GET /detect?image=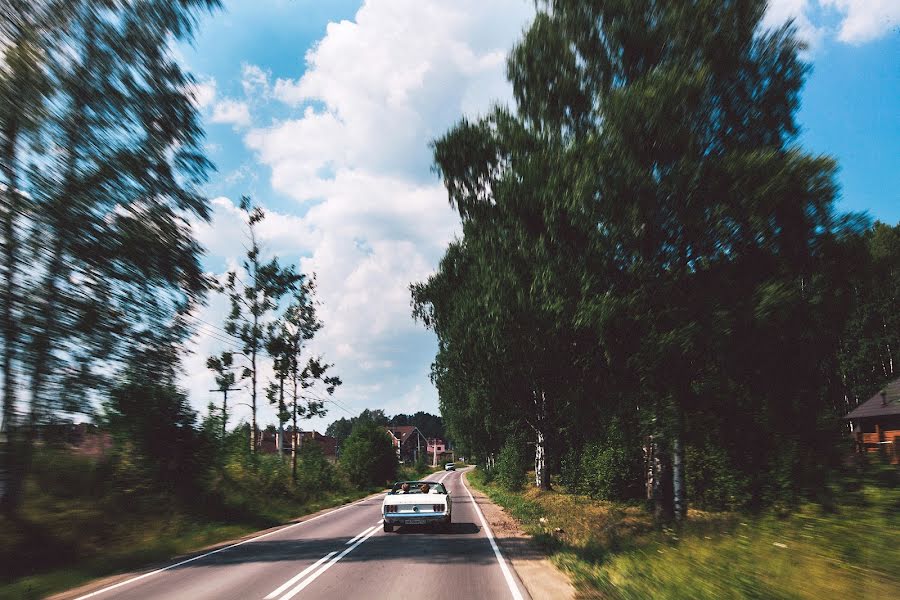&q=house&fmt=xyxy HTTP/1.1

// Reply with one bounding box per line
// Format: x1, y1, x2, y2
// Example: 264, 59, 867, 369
258, 428, 338, 462
845, 377, 900, 464
36, 422, 112, 459
384, 425, 428, 463
427, 437, 454, 465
